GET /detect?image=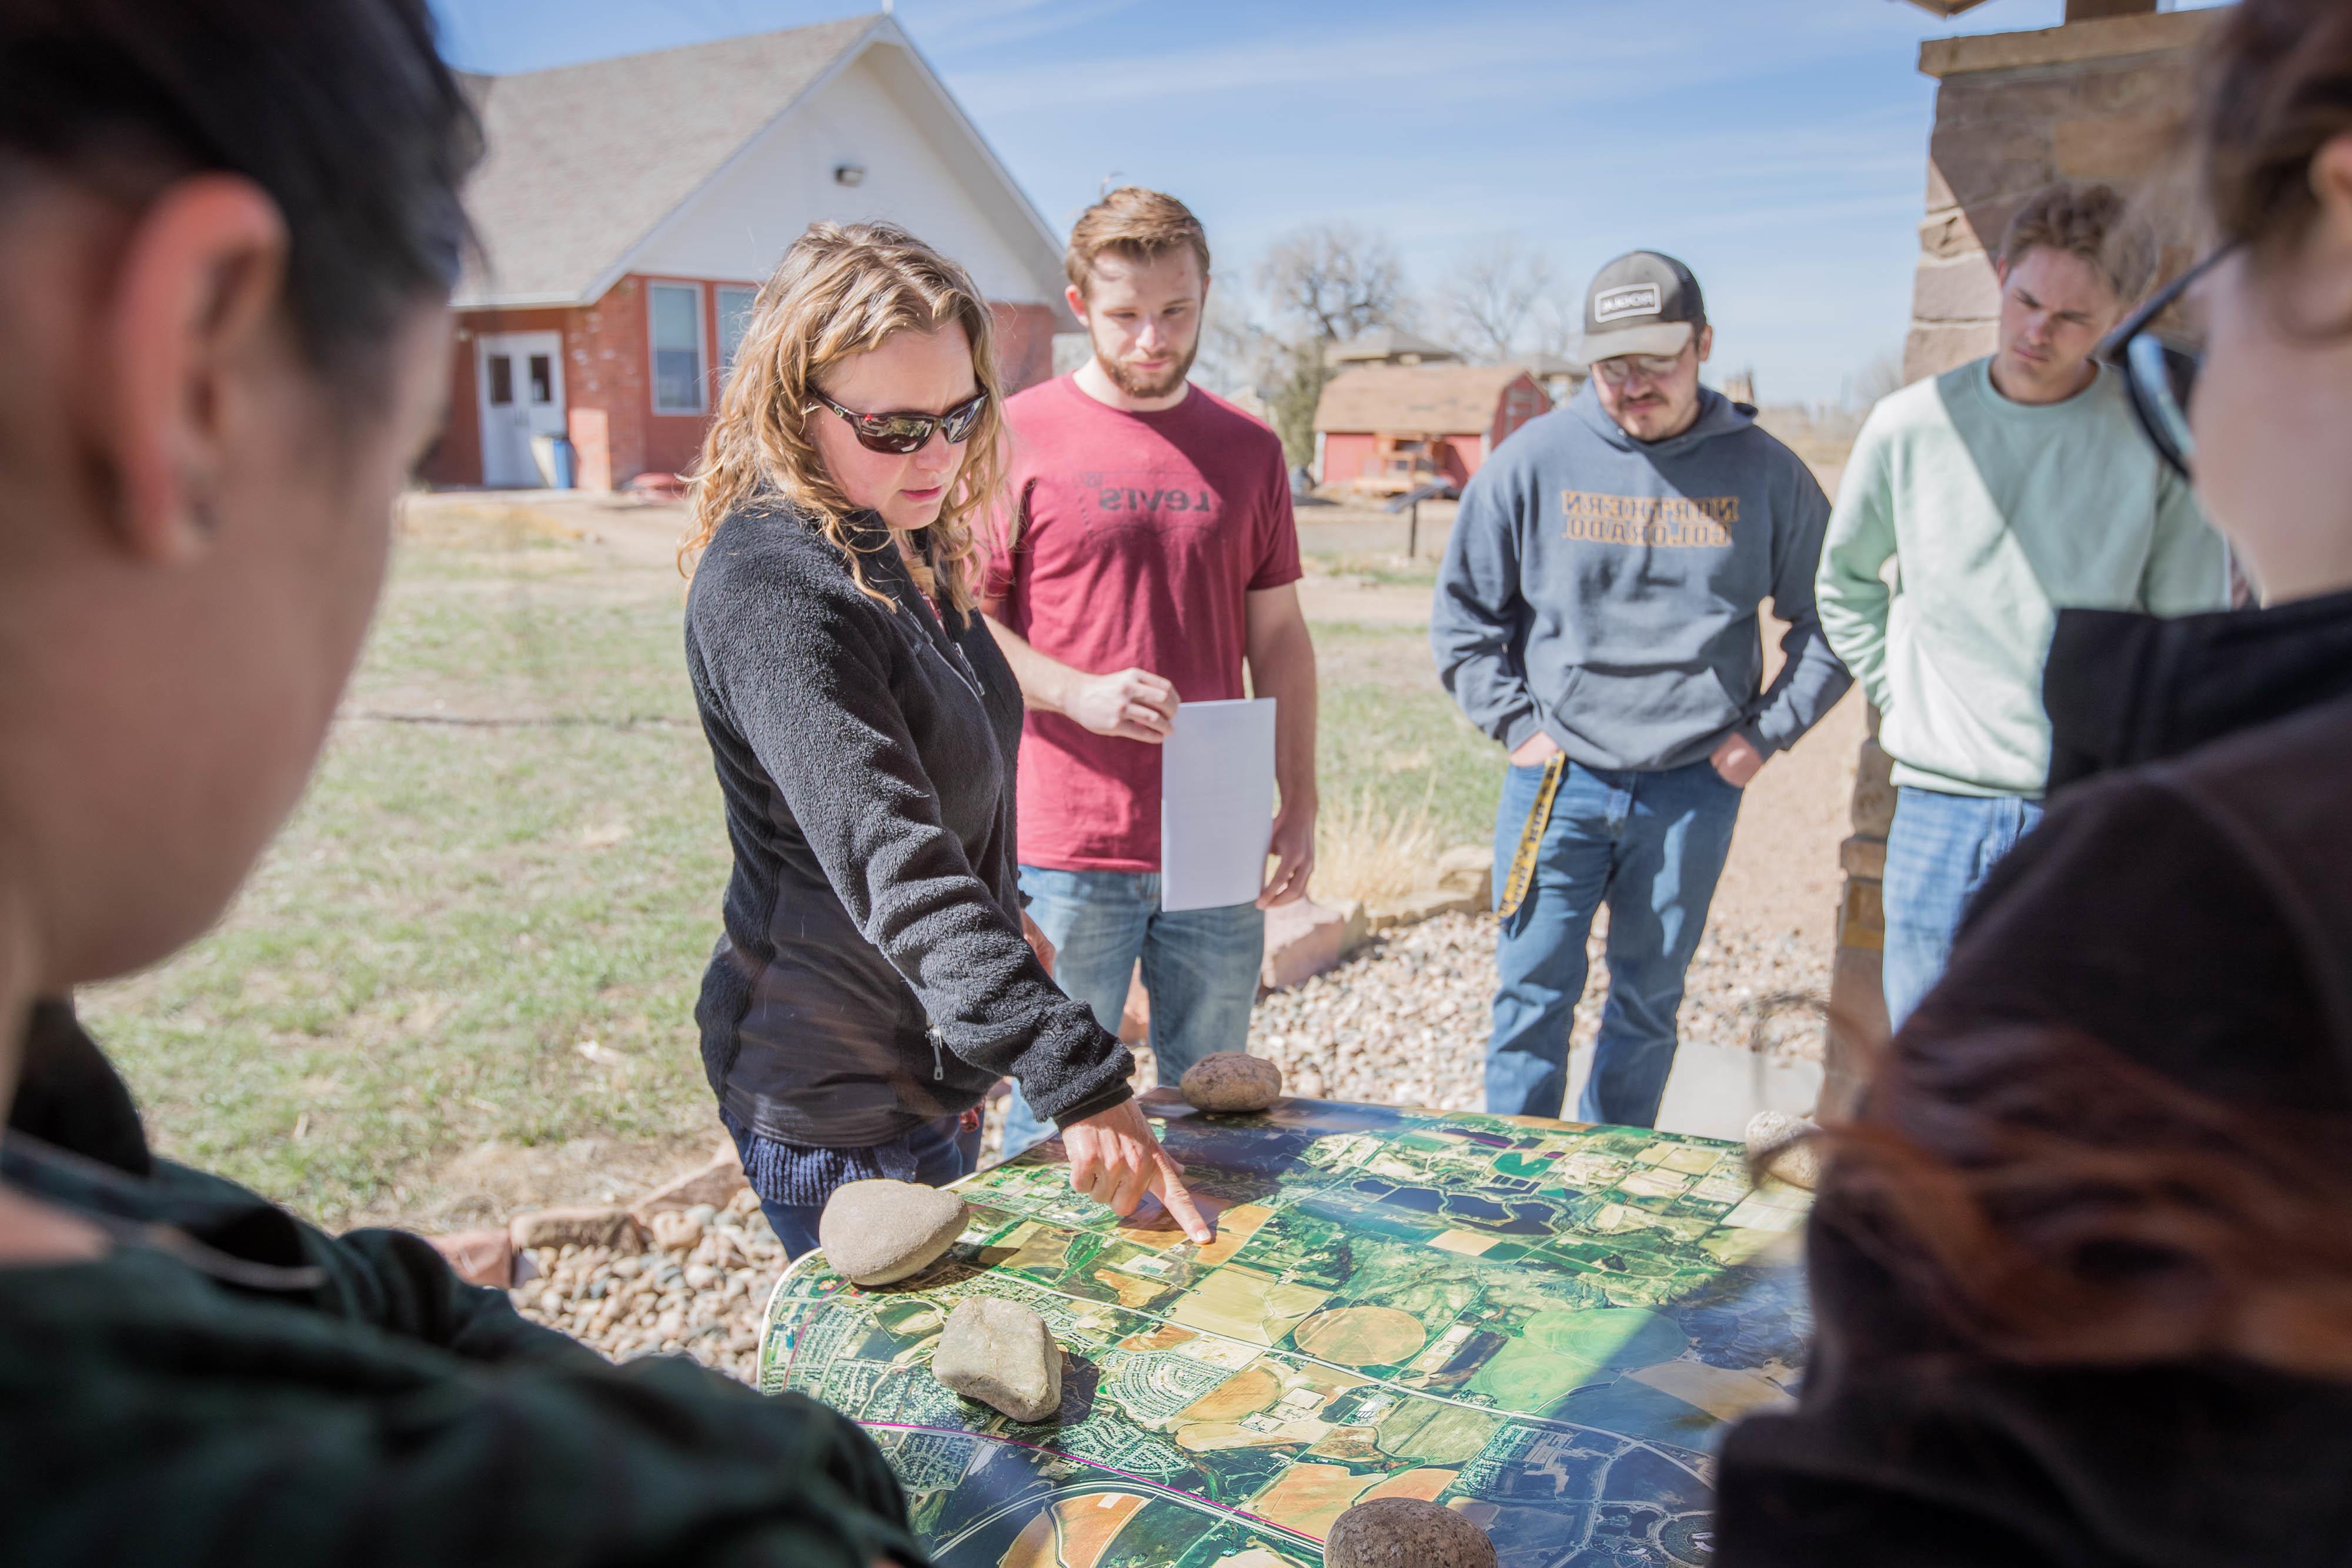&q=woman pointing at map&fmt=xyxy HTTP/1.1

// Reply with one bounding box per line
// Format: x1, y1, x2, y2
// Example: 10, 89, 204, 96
679, 220, 1211, 1256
